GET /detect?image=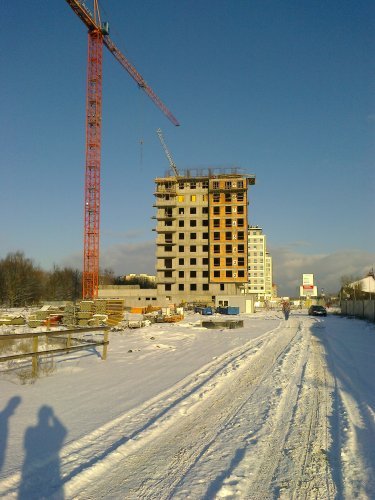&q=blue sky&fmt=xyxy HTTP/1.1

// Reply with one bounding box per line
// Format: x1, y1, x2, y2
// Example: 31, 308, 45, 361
1, 0, 374, 295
